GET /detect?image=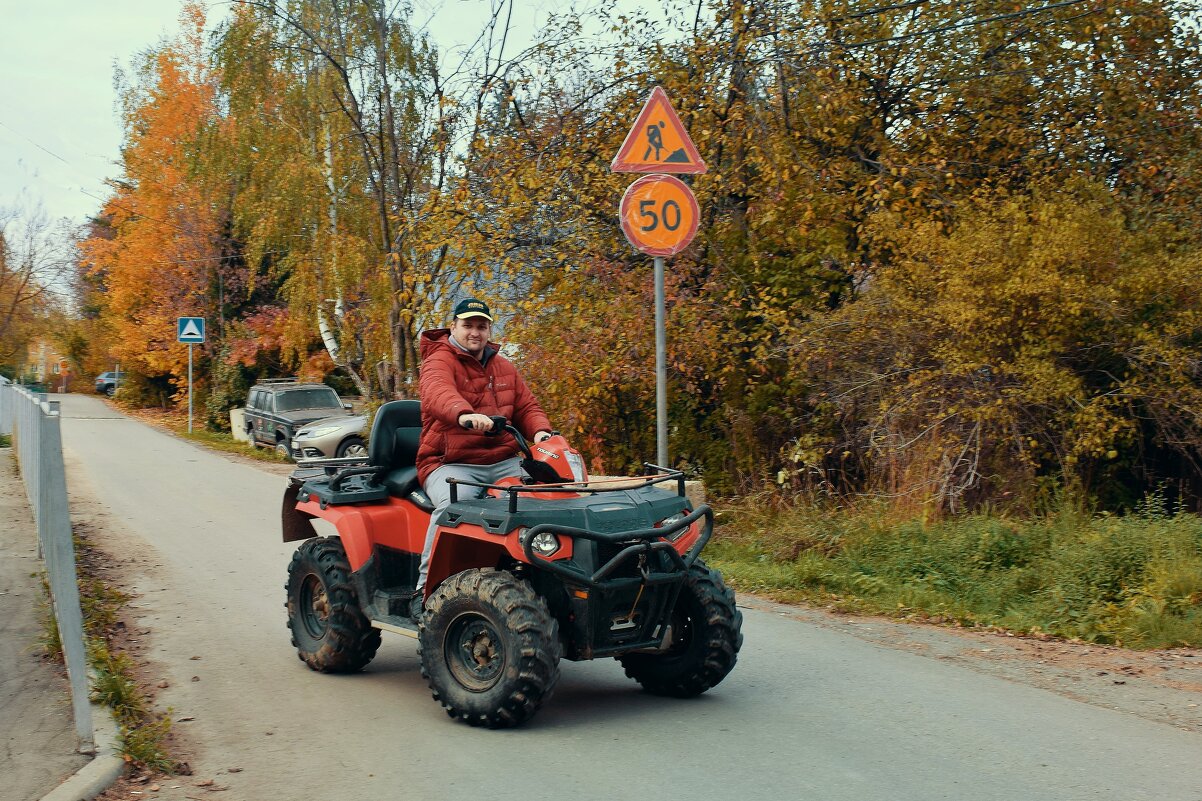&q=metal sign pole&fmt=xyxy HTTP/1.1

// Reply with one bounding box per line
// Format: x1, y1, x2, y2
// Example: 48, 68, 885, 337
654, 255, 667, 468
188, 343, 194, 433
611, 87, 704, 472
